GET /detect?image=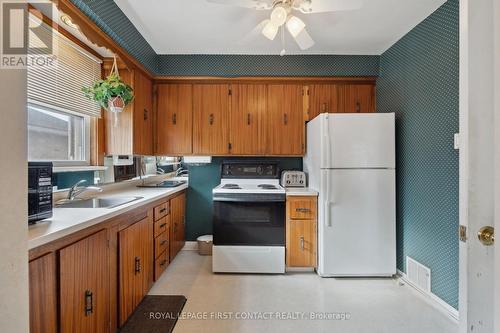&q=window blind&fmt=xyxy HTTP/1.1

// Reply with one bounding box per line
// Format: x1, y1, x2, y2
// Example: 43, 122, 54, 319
27, 15, 102, 118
